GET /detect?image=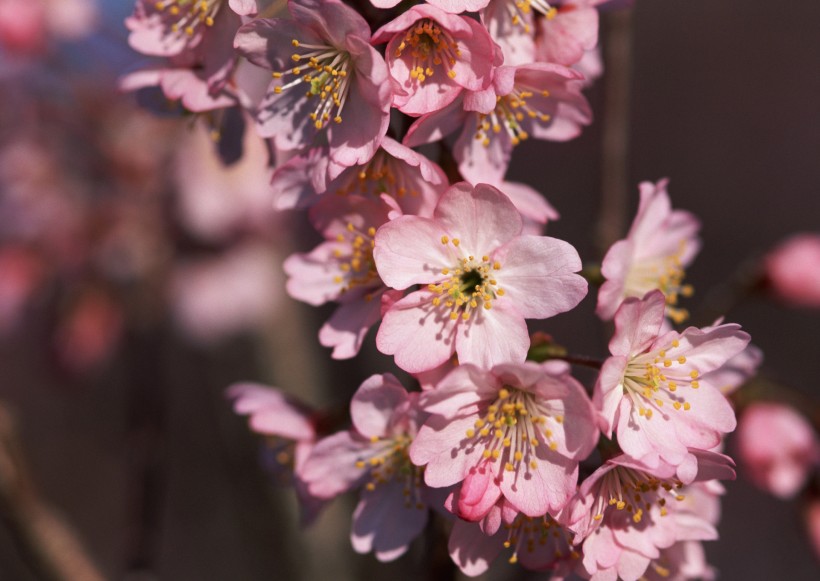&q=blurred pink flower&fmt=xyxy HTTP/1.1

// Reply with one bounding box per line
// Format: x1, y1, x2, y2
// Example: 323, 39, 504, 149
0, 0, 97, 55
173, 121, 275, 242
597, 179, 700, 323
595, 291, 749, 469
764, 233, 820, 308
374, 182, 586, 372
736, 402, 820, 499
170, 244, 282, 344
